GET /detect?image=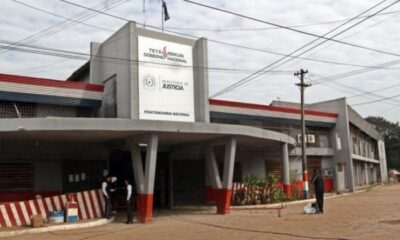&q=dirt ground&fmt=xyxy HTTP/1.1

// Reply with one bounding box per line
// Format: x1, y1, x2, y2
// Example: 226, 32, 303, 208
4, 184, 400, 240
